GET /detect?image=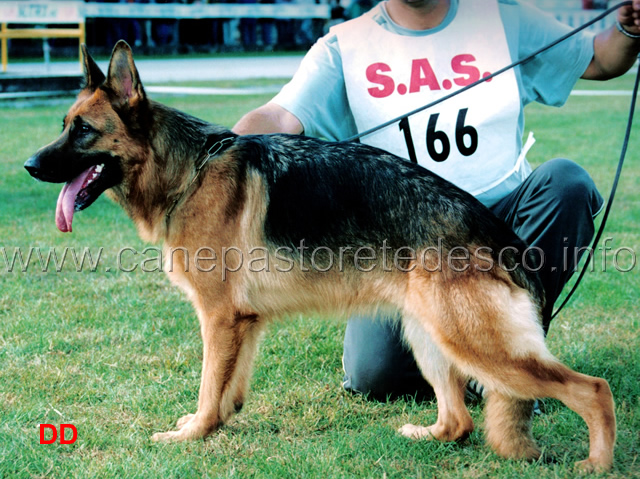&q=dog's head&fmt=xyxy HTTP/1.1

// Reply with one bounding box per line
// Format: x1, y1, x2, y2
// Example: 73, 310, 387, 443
24, 41, 147, 232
